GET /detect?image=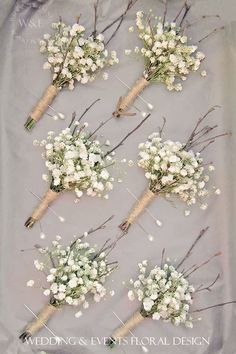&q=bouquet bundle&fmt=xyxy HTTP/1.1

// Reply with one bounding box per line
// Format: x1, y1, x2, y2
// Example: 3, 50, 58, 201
20, 217, 118, 342
25, 103, 150, 228
113, 2, 220, 117
107, 228, 236, 347
24, 0, 138, 130
120, 107, 228, 231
